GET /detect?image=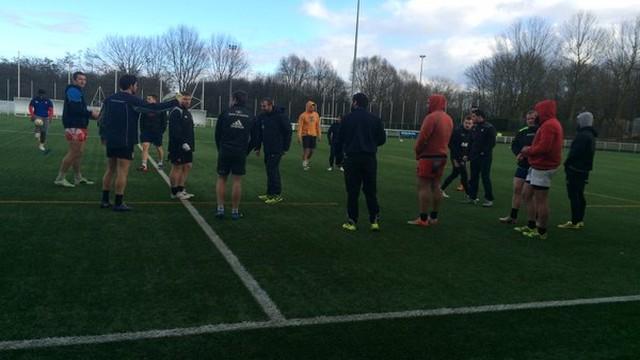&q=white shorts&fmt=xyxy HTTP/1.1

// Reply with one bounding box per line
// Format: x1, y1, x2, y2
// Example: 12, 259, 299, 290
526, 167, 557, 189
